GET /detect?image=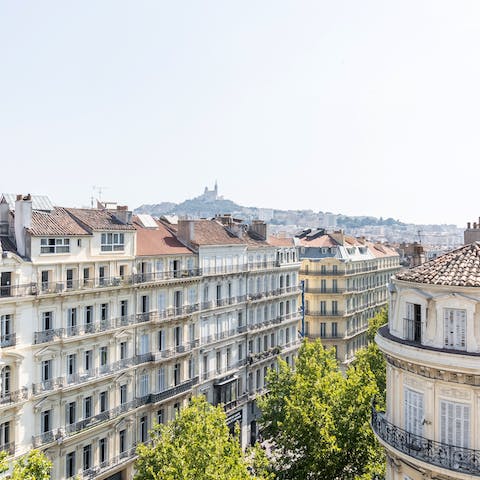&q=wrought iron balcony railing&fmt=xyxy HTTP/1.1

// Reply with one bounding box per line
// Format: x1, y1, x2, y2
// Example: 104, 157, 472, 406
372, 407, 480, 476
0, 387, 28, 406
0, 333, 16, 348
